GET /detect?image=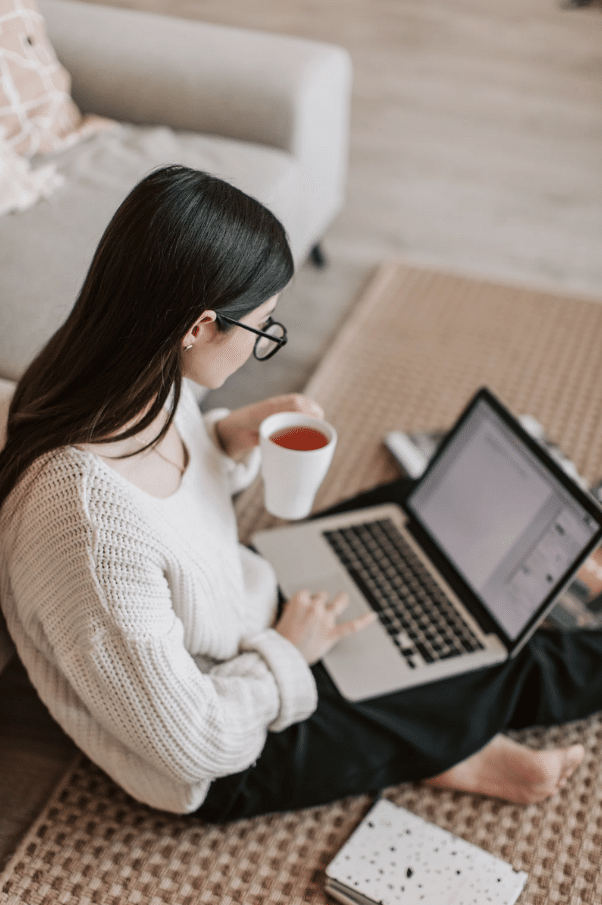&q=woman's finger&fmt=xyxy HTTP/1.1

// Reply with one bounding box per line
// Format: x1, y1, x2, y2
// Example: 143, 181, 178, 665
336, 611, 377, 636
293, 589, 313, 606
327, 592, 350, 615
263, 393, 324, 421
